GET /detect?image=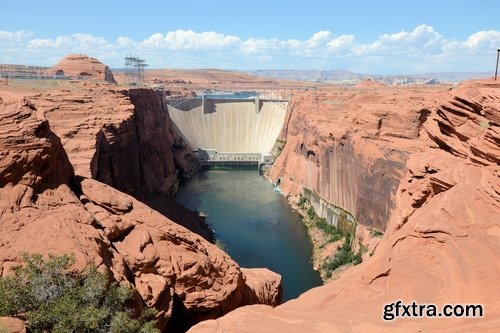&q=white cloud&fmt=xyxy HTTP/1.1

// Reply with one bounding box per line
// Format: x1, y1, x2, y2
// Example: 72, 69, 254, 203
327, 35, 355, 53
464, 30, 500, 48
443, 30, 500, 55
0, 26, 498, 72
241, 37, 284, 54
28, 34, 112, 51
357, 24, 445, 55
116, 36, 137, 48
240, 31, 351, 57
306, 31, 331, 47
142, 30, 240, 50
0, 30, 33, 47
